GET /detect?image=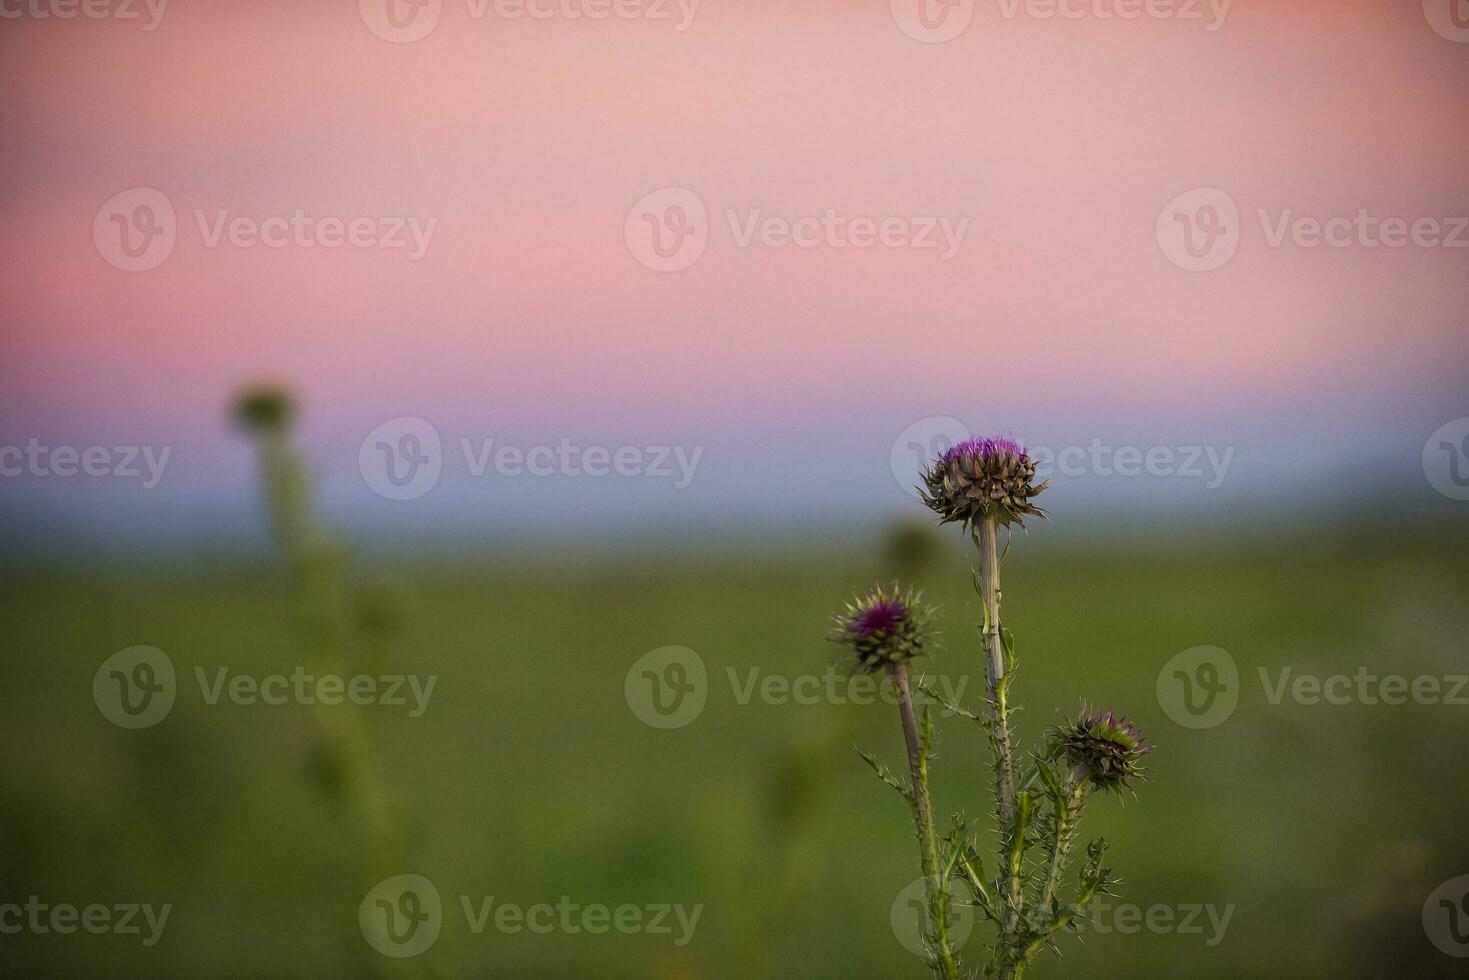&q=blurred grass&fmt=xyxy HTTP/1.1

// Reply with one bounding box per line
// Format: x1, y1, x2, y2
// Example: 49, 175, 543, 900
2, 521, 1467, 977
